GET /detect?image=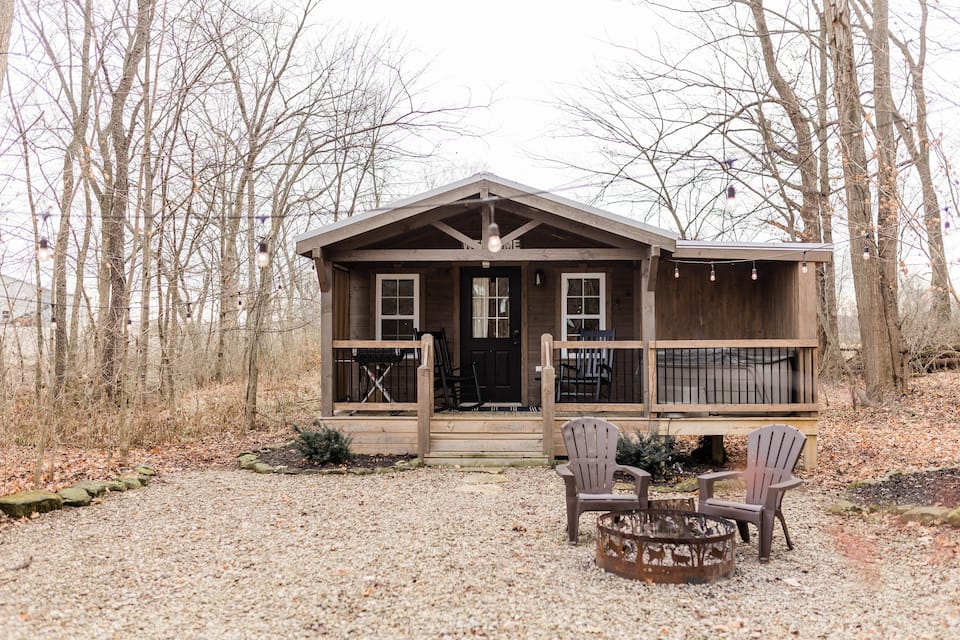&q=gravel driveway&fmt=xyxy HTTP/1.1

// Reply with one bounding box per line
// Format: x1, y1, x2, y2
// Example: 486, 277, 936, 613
1, 467, 958, 639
